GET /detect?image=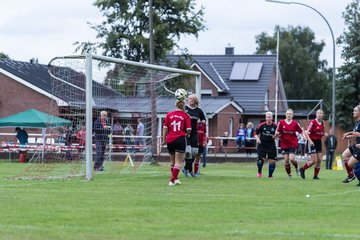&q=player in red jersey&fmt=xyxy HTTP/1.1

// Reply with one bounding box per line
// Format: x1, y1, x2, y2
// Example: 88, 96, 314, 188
254, 111, 278, 178
162, 100, 191, 186
275, 109, 304, 178
194, 121, 207, 175
299, 109, 326, 179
